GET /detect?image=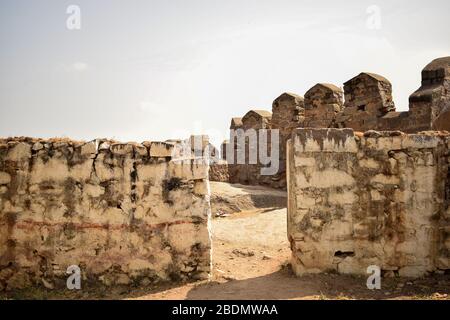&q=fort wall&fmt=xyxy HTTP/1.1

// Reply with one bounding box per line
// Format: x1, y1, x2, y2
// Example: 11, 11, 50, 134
214, 56, 450, 190
287, 128, 450, 277
0, 137, 211, 290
